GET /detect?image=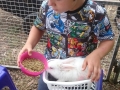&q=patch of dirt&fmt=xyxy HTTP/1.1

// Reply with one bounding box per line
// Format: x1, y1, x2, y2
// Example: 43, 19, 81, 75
8, 69, 39, 90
